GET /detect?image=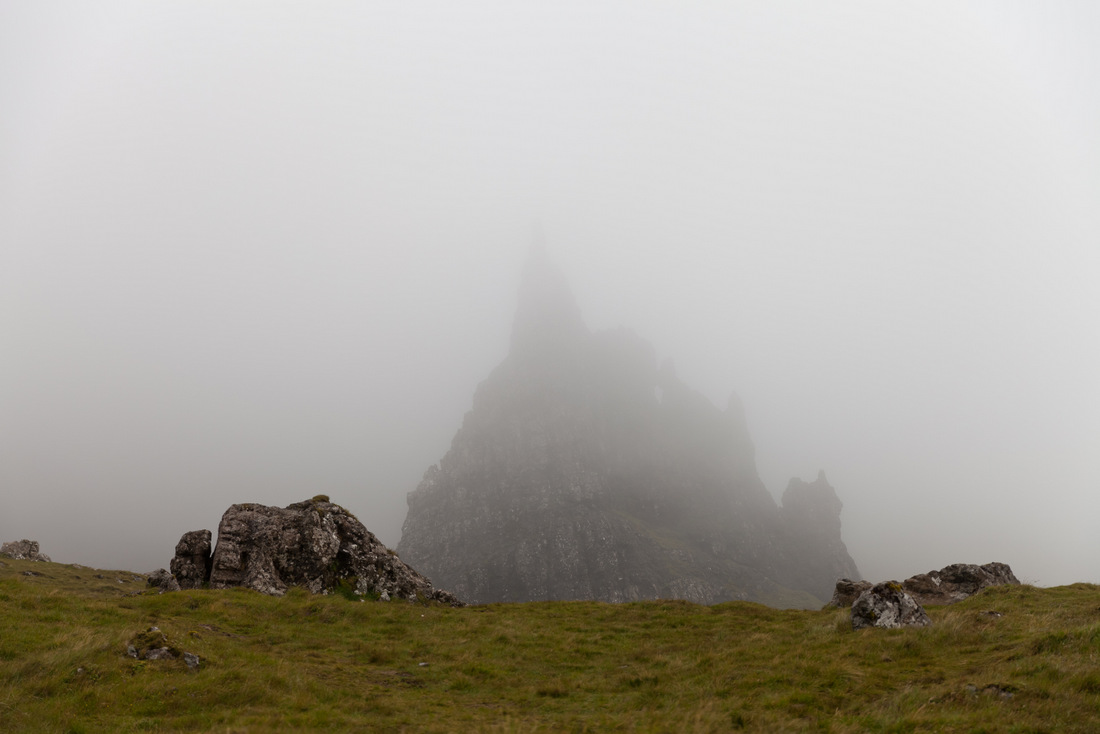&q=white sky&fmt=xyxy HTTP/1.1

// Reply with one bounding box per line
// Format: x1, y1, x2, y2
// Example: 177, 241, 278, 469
2, 1, 1098, 586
